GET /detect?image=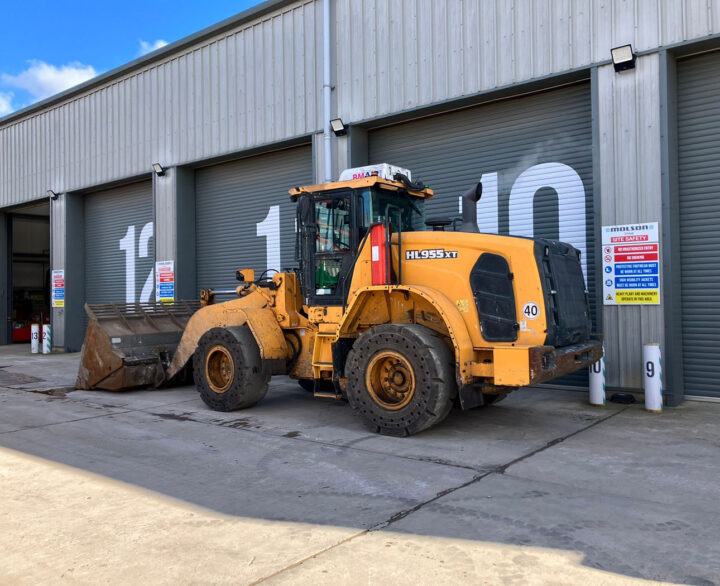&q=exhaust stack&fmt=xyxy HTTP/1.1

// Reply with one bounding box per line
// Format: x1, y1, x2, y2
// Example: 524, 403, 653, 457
460, 182, 483, 233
